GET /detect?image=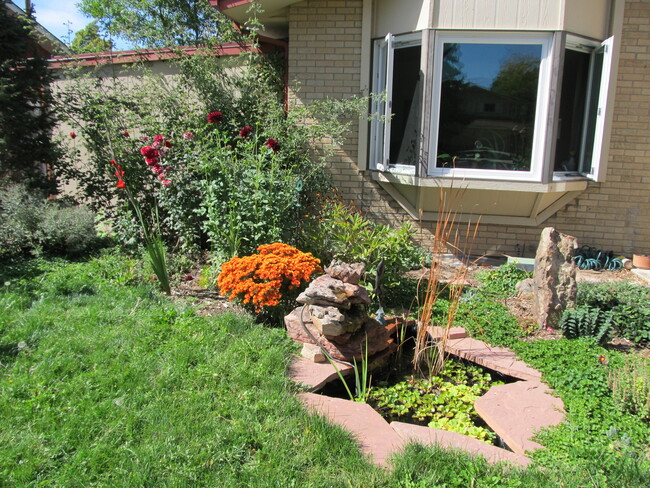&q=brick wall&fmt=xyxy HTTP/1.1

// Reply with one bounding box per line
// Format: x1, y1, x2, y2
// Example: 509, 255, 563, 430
288, 0, 650, 257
